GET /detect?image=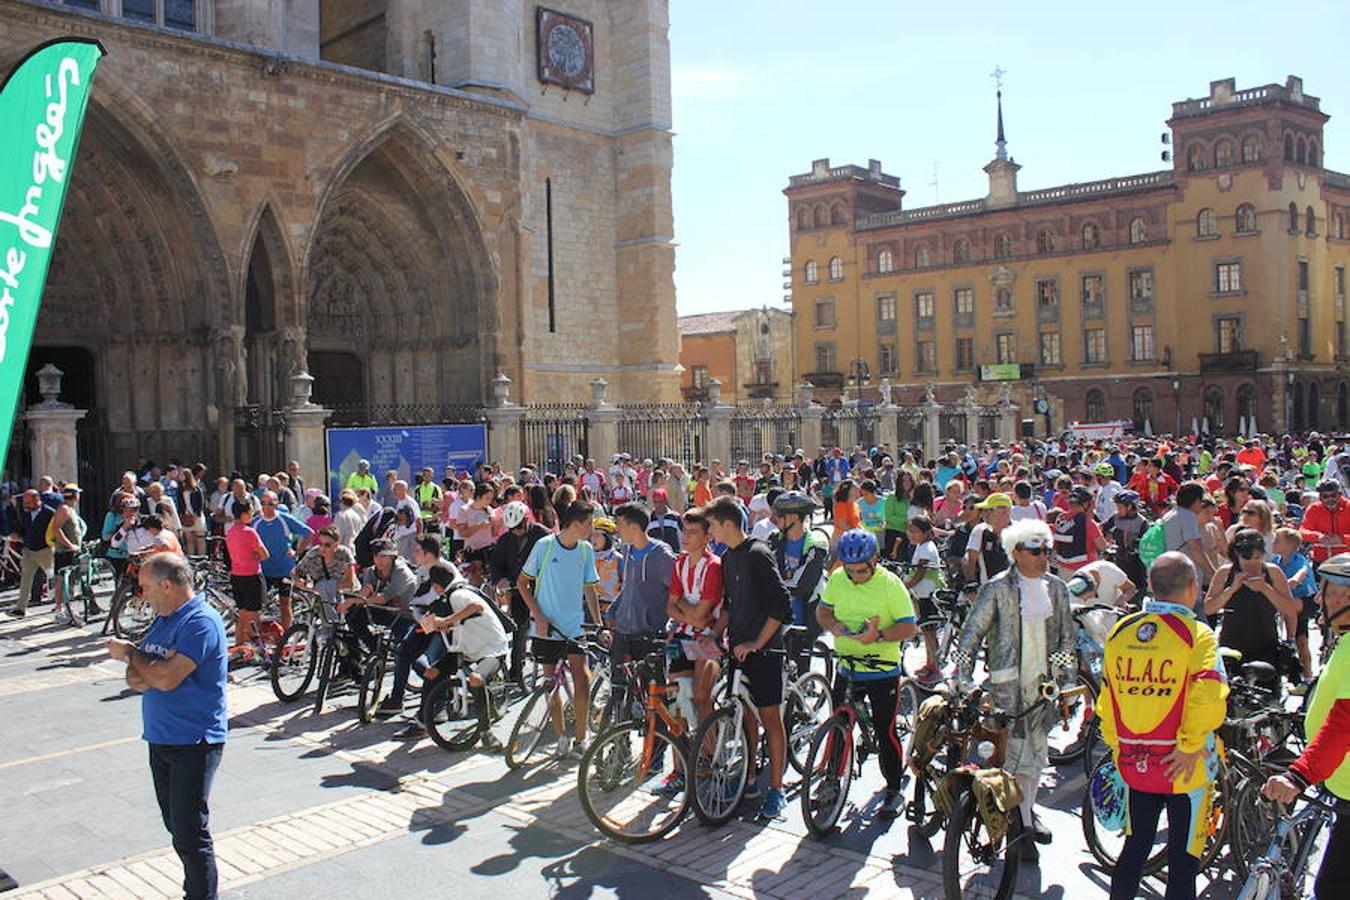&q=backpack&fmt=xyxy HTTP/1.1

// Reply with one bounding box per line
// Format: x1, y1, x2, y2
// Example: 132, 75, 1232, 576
448, 580, 517, 634
1137, 517, 1167, 568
